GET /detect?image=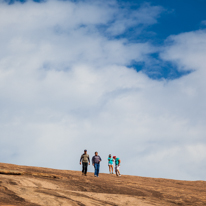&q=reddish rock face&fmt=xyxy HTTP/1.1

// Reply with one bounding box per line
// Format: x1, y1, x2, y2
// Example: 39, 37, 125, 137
0, 162, 206, 206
